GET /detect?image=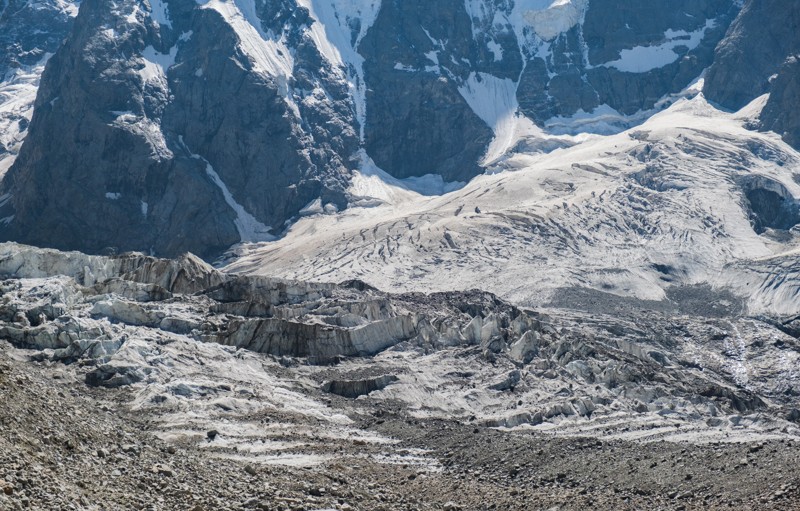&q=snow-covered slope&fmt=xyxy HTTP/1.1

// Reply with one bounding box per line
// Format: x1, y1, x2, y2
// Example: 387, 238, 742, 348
225, 88, 800, 317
